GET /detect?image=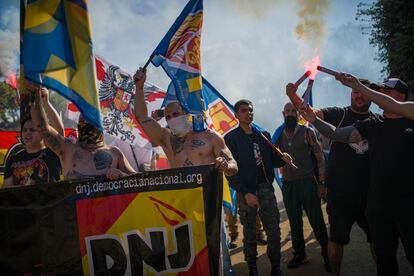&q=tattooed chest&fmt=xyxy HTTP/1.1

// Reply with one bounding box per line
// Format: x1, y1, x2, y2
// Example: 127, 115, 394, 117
70, 149, 115, 171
